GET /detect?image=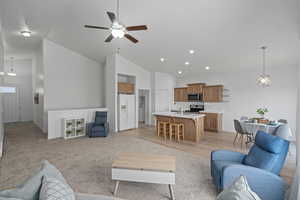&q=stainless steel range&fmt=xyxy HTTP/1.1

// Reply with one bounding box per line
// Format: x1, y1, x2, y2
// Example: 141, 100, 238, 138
189, 104, 204, 112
